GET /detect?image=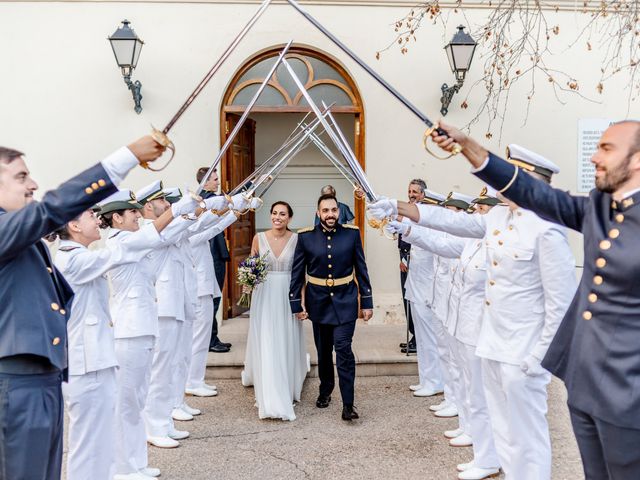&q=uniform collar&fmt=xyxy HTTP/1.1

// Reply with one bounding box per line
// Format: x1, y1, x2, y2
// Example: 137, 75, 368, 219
611, 190, 640, 212
319, 224, 337, 234
59, 239, 86, 250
